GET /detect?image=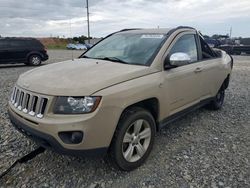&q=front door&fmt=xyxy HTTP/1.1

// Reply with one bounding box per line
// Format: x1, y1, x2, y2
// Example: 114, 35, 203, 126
0, 40, 11, 63
162, 33, 202, 116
